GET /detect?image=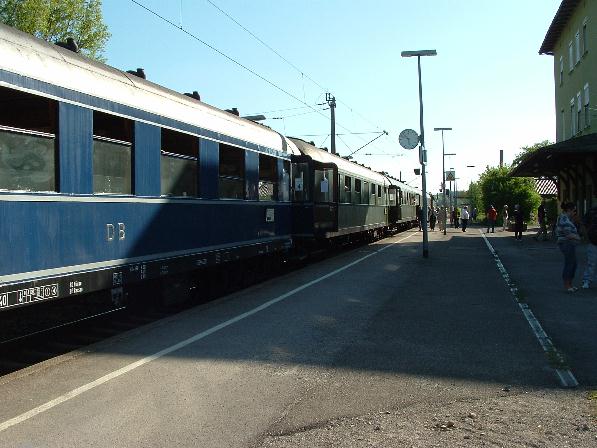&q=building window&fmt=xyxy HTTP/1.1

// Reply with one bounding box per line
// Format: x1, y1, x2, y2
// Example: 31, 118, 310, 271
561, 109, 566, 140
584, 83, 591, 128
569, 42, 574, 71
160, 128, 198, 197
0, 87, 57, 192
93, 111, 132, 194
218, 144, 244, 199
583, 19, 588, 54
575, 30, 581, 64
559, 56, 564, 85
570, 99, 576, 135
577, 92, 582, 133
258, 154, 277, 201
